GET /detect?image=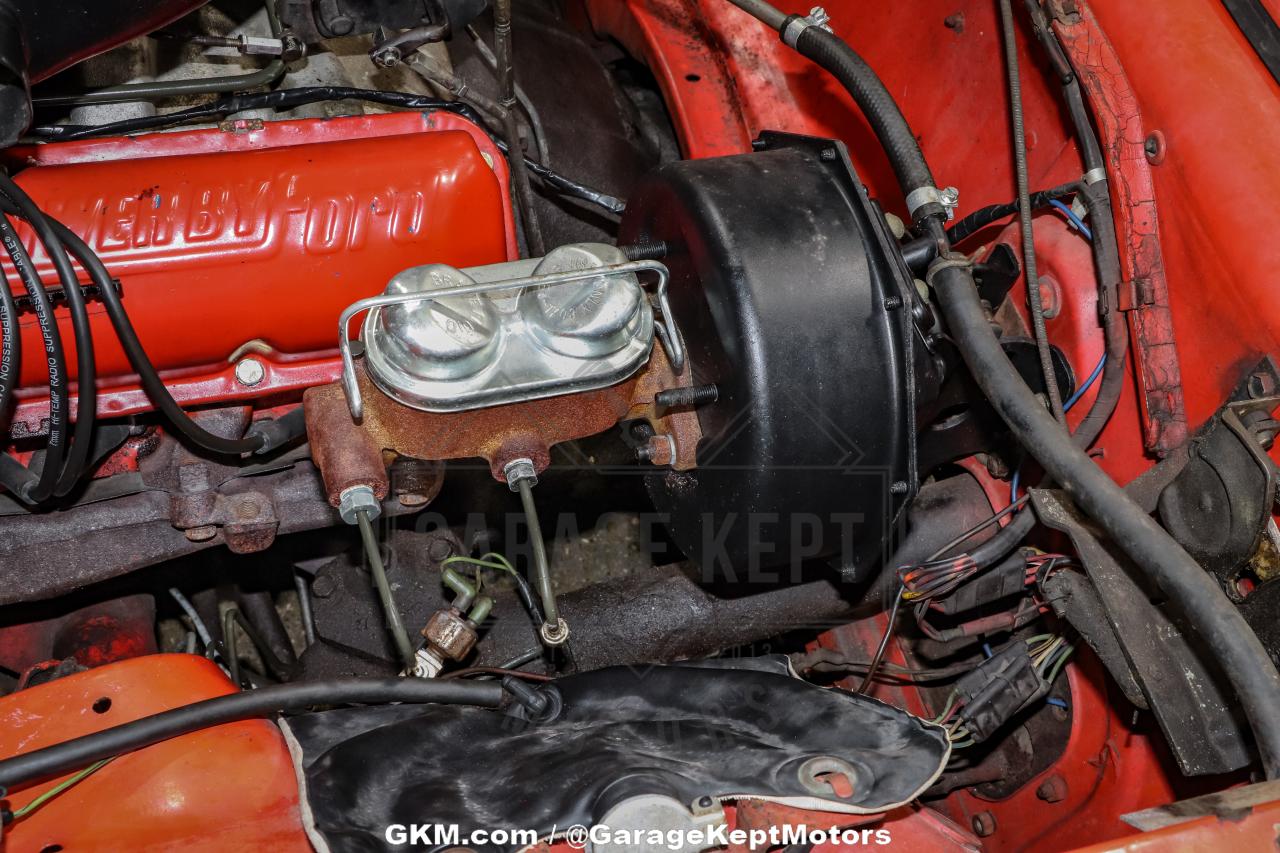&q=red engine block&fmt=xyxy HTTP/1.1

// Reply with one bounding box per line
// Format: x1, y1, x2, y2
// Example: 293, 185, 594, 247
3, 111, 516, 435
